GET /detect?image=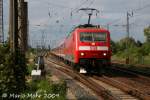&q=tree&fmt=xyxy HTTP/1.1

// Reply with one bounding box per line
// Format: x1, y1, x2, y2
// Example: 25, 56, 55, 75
110, 40, 117, 54
136, 40, 143, 47
141, 43, 150, 55
117, 37, 137, 51
0, 44, 27, 99
144, 26, 150, 43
